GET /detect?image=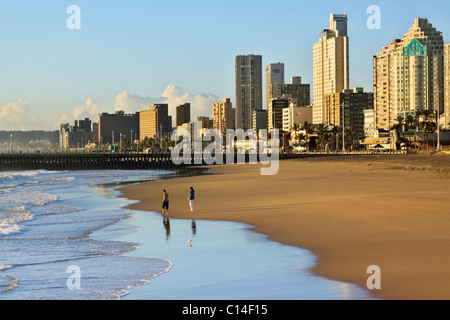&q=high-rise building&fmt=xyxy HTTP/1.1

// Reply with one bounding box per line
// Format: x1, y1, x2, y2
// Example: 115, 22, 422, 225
269, 77, 310, 108
313, 13, 349, 124
139, 104, 169, 140
324, 88, 374, 135
373, 39, 401, 130
176, 103, 190, 127
213, 98, 233, 136
235, 54, 263, 130
197, 116, 213, 129
444, 43, 450, 129
268, 97, 289, 132
252, 109, 268, 132
98, 111, 140, 145
374, 18, 444, 130
74, 118, 92, 133
266, 63, 285, 108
